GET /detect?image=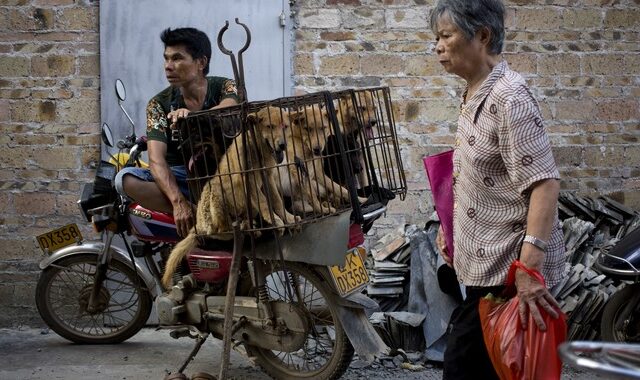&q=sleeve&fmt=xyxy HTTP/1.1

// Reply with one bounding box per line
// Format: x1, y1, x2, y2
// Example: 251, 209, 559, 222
146, 98, 168, 143
220, 78, 240, 102
498, 85, 560, 194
